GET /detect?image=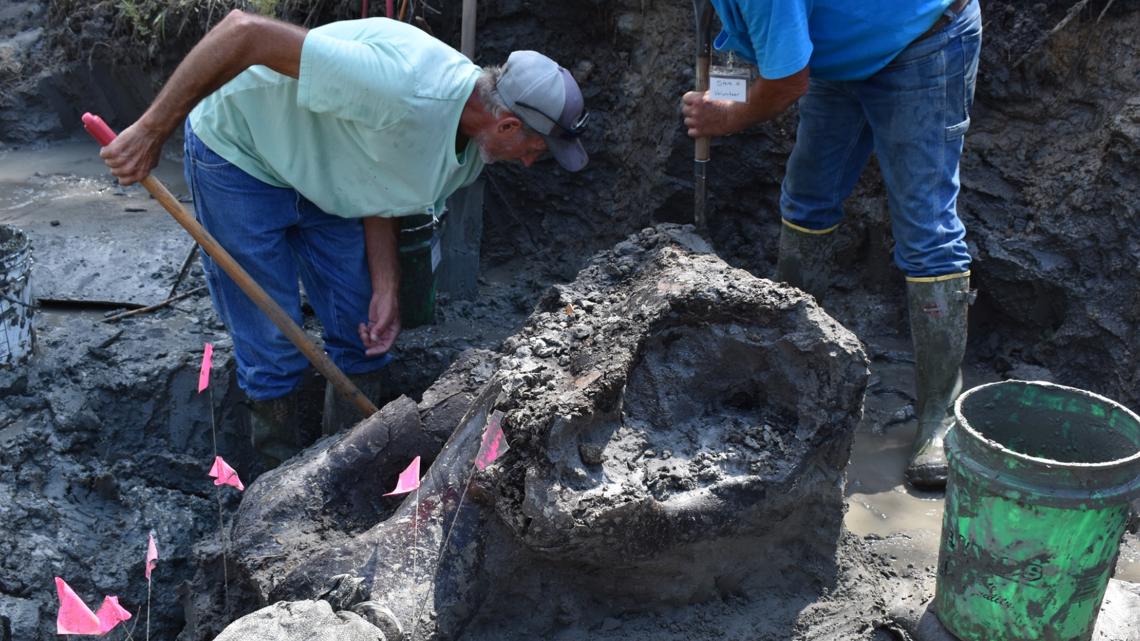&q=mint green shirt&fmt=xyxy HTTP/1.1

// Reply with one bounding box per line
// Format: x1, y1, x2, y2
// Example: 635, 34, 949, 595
188, 18, 484, 219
